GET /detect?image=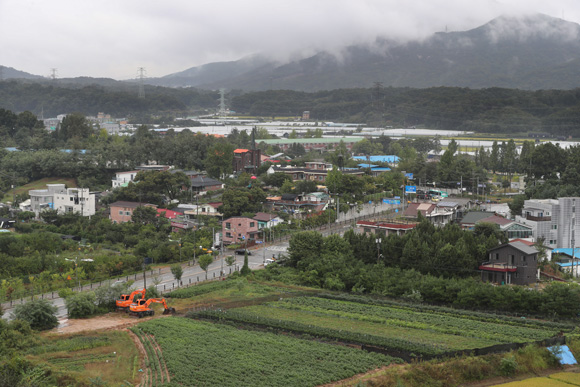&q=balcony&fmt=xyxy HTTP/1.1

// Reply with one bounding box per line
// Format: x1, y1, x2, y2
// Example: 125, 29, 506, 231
525, 214, 551, 222
479, 262, 517, 272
